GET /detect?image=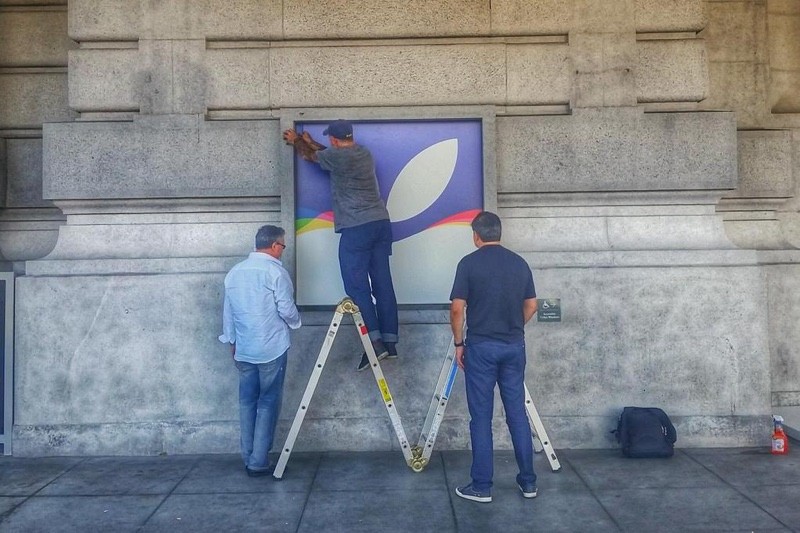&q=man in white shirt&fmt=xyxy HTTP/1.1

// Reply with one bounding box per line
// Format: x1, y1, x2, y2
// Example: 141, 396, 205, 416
219, 225, 302, 476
